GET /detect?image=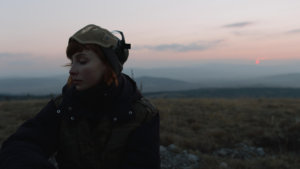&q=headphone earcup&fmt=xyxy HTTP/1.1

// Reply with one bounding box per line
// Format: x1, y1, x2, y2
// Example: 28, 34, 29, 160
120, 49, 128, 64
115, 48, 128, 64
114, 40, 129, 65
